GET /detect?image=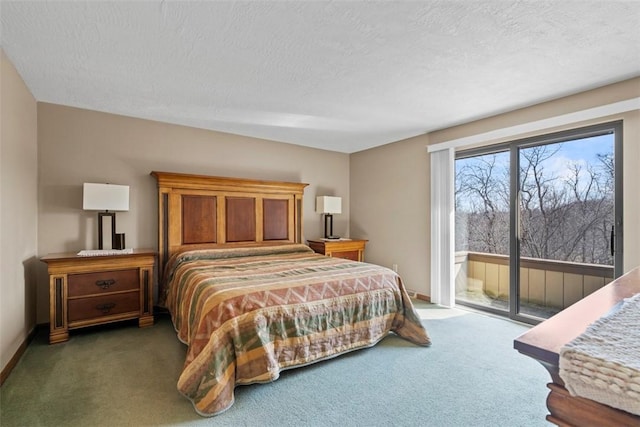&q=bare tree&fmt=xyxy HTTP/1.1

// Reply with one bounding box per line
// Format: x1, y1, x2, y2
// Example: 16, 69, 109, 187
519, 144, 565, 260
456, 153, 509, 255
562, 161, 611, 263
456, 142, 614, 266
